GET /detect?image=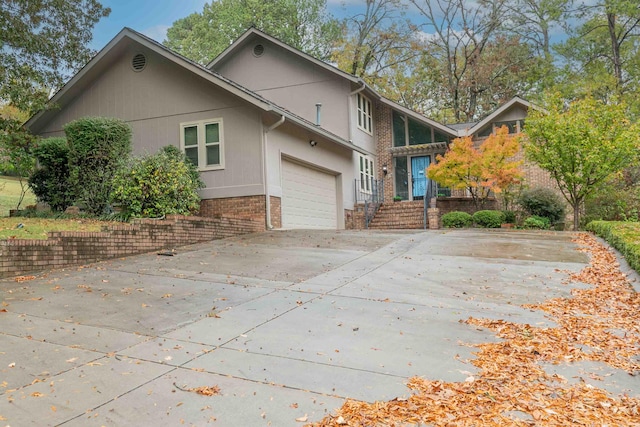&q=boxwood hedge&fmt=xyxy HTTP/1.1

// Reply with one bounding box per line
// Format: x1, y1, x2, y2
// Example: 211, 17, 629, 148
442, 211, 472, 228
586, 221, 640, 273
